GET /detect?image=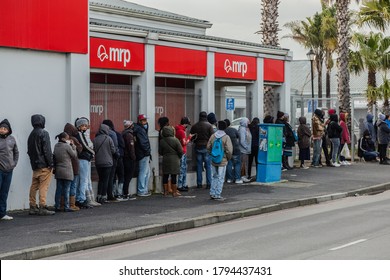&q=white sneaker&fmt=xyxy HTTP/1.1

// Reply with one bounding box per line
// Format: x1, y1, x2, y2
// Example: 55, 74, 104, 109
235, 179, 243, 184
345, 161, 351, 165
340, 161, 347, 166
333, 162, 341, 167
241, 177, 251, 183
1, 215, 13, 221
226, 179, 233, 183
